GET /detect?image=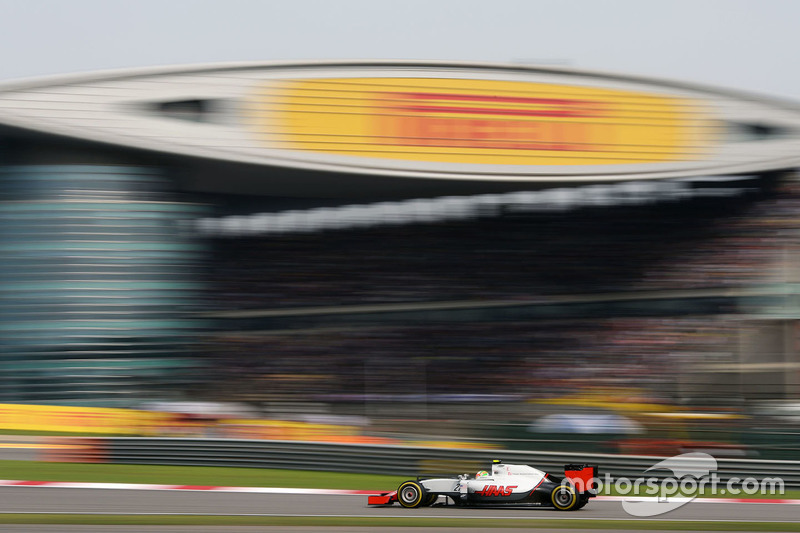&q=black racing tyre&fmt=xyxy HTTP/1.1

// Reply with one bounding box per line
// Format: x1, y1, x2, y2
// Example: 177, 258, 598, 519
397, 480, 426, 508
421, 493, 438, 506
574, 494, 590, 510
551, 485, 579, 511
